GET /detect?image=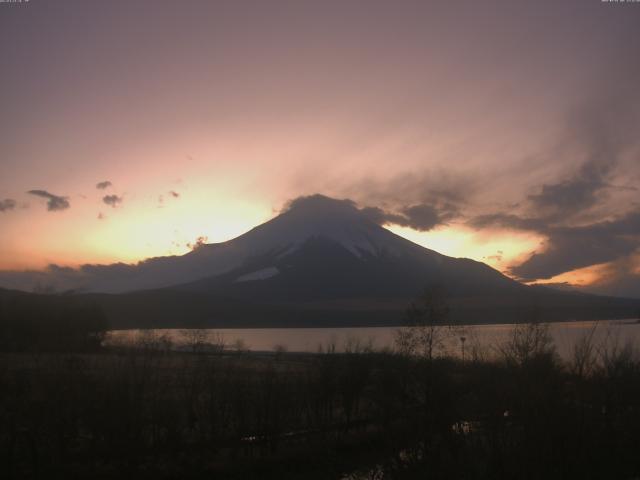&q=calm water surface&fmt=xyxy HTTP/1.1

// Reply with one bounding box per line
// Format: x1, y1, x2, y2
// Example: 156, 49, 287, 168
107, 319, 640, 360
